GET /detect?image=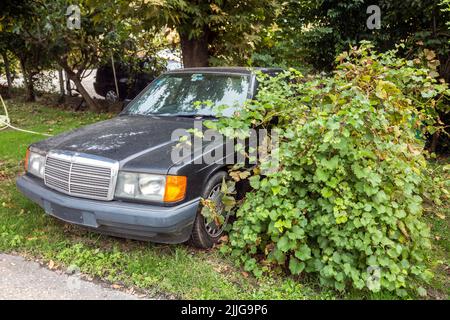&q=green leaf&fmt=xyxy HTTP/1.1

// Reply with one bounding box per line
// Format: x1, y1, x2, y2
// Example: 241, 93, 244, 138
294, 244, 311, 261
315, 168, 329, 181
271, 185, 281, 195
417, 287, 427, 297
248, 175, 260, 189
321, 187, 333, 198
221, 195, 236, 211
289, 257, 305, 275
277, 235, 291, 252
